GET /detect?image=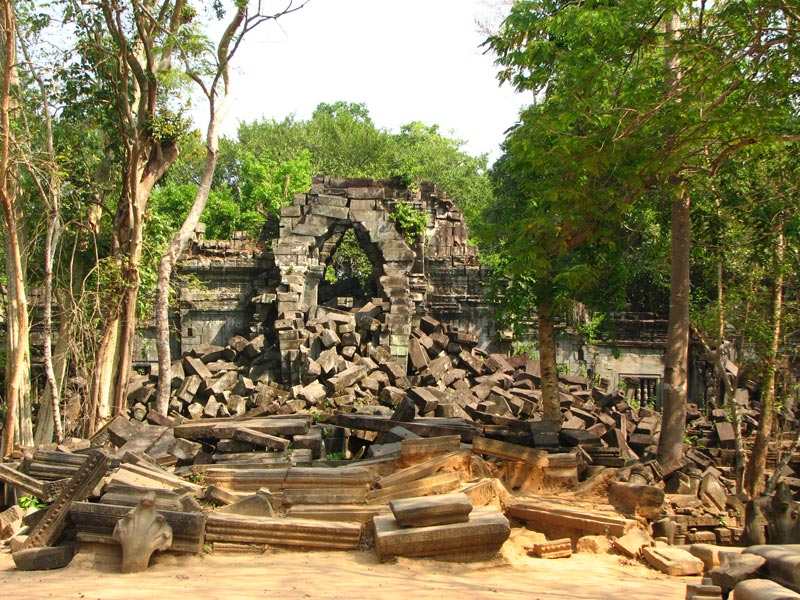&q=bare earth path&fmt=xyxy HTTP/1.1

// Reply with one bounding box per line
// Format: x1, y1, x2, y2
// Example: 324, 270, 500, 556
0, 545, 696, 600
